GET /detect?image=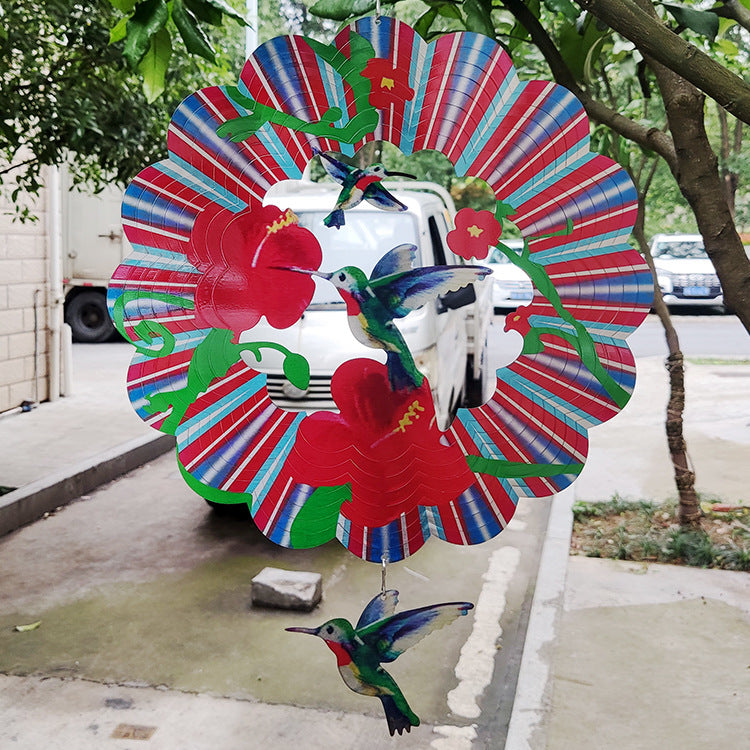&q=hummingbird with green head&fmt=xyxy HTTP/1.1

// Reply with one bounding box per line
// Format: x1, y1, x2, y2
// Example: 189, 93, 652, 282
286, 589, 473, 736
315, 149, 416, 229
309, 244, 492, 391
